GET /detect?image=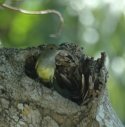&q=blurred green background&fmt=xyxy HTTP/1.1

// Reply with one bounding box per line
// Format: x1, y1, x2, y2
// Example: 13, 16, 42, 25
0, 0, 125, 124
